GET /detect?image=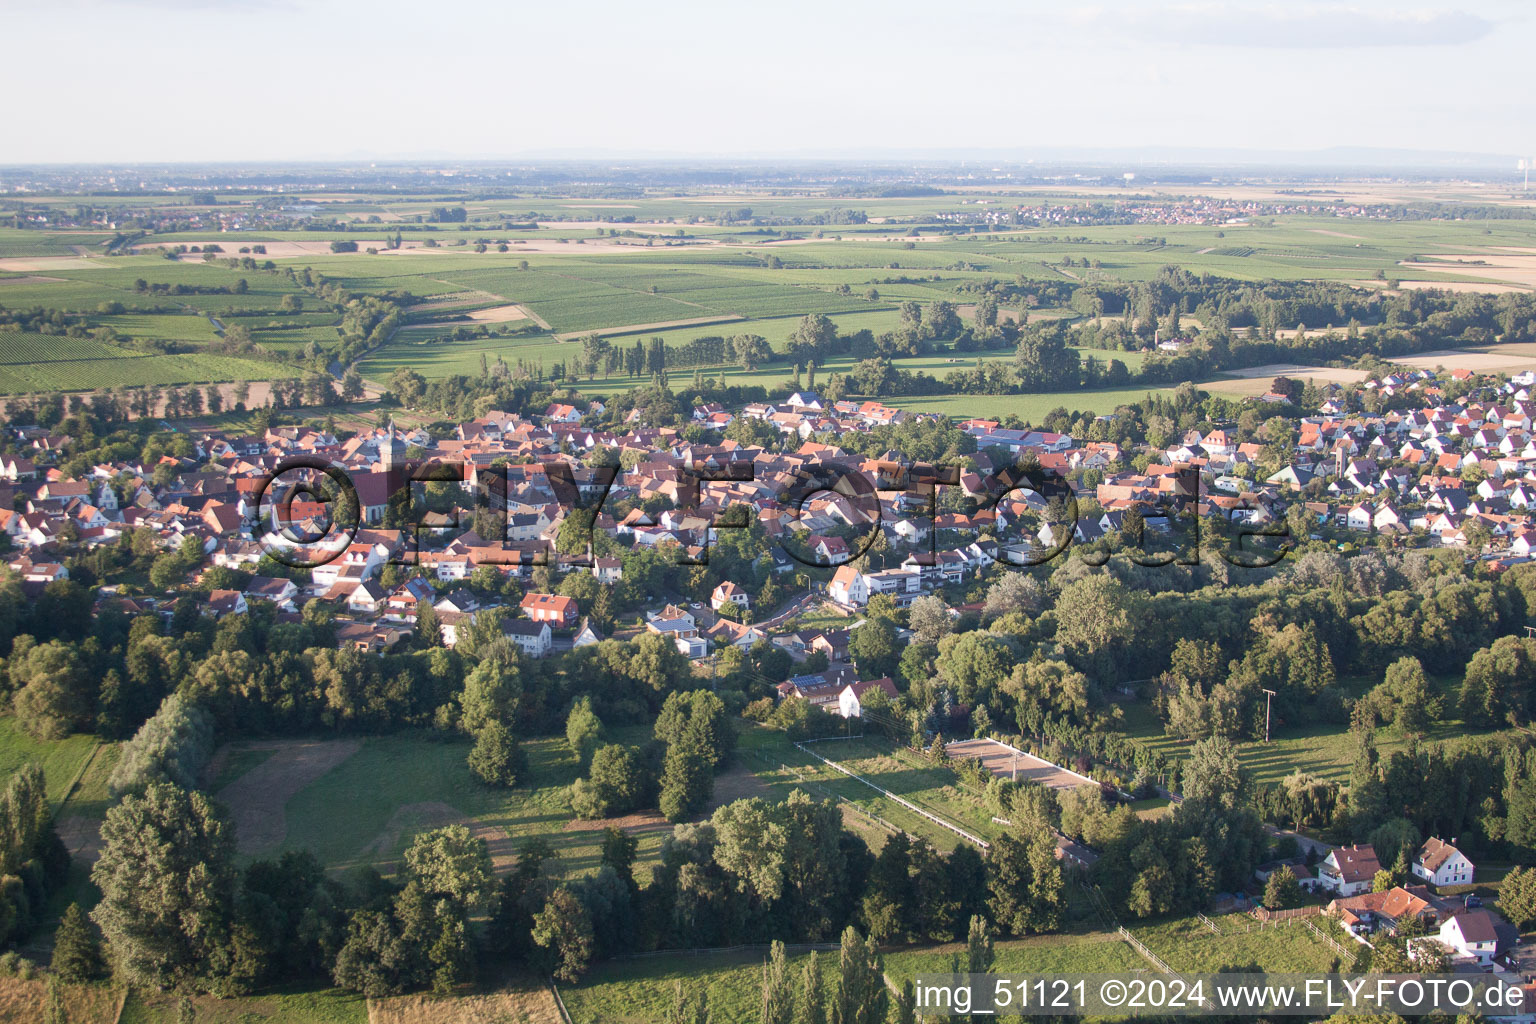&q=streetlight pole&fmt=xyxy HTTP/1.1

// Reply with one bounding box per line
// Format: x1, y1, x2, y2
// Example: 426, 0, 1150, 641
1262, 688, 1276, 744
